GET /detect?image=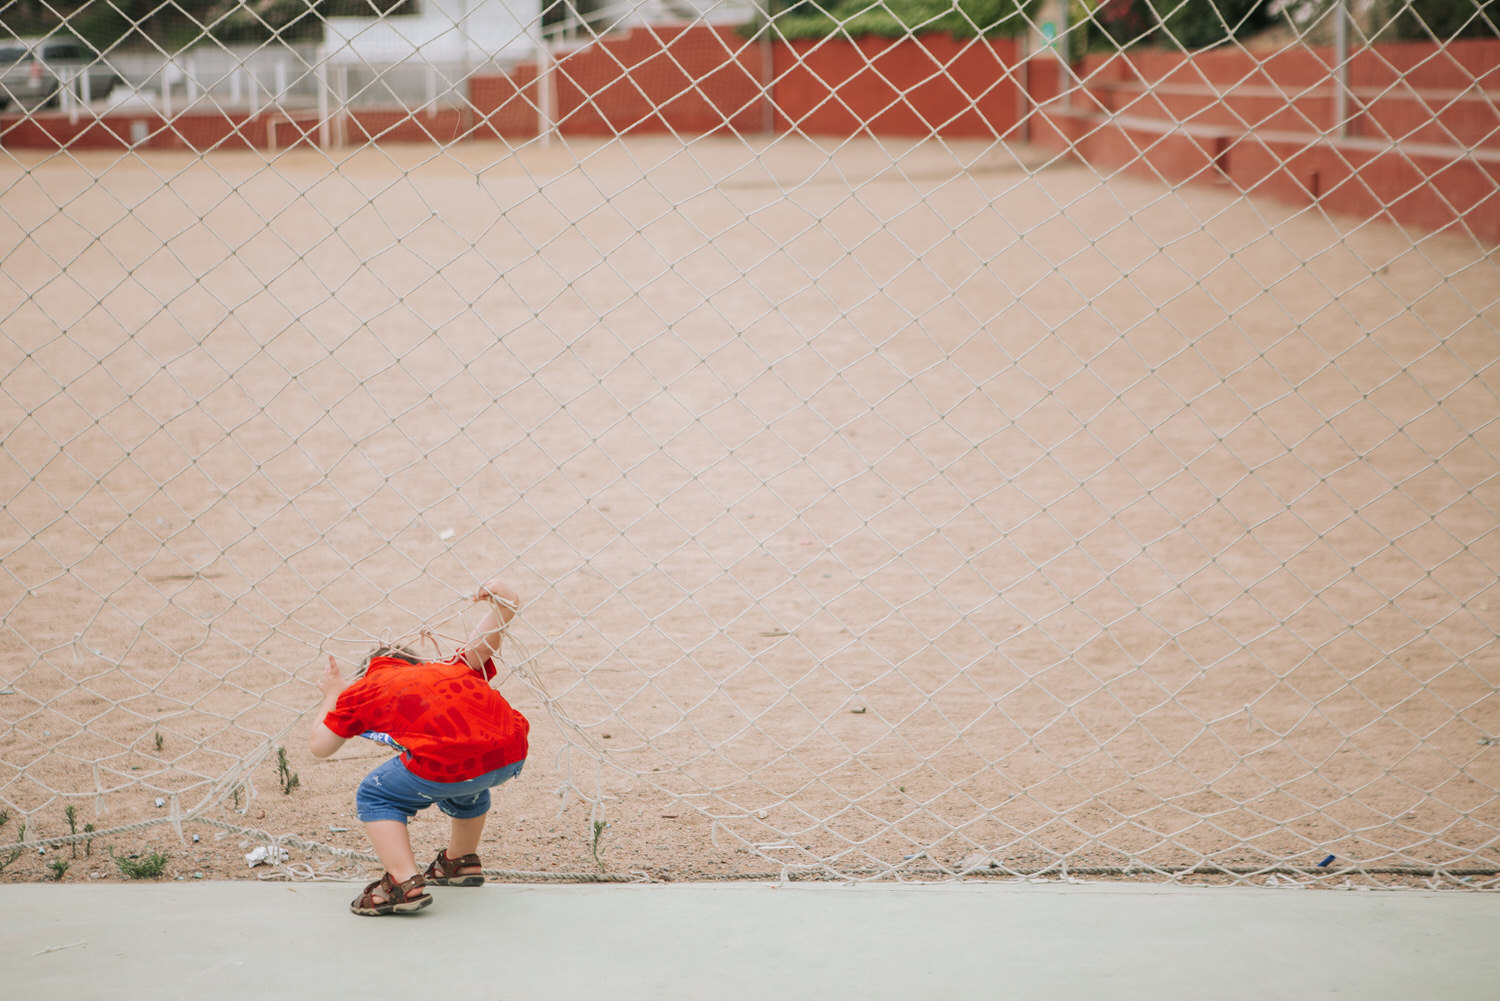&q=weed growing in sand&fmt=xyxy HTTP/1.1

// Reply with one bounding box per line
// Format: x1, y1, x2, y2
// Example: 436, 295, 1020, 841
276, 747, 300, 795
0, 825, 25, 874
112, 847, 169, 879
590, 819, 608, 871
65, 804, 80, 857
